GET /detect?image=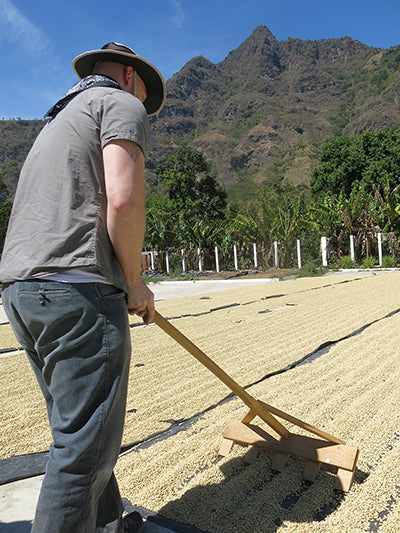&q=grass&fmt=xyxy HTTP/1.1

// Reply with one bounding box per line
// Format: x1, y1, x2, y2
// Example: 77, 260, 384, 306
296, 260, 326, 277
361, 256, 378, 268
382, 255, 396, 268
339, 255, 355, 269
